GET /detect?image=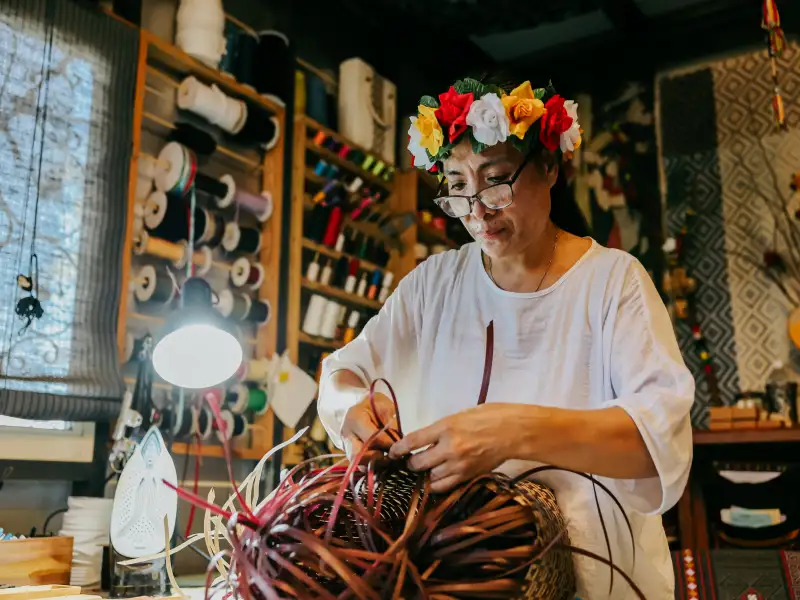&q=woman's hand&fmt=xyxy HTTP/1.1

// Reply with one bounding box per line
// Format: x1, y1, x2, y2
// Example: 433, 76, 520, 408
388, 403, 518, 493
341, 392, 399, 462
